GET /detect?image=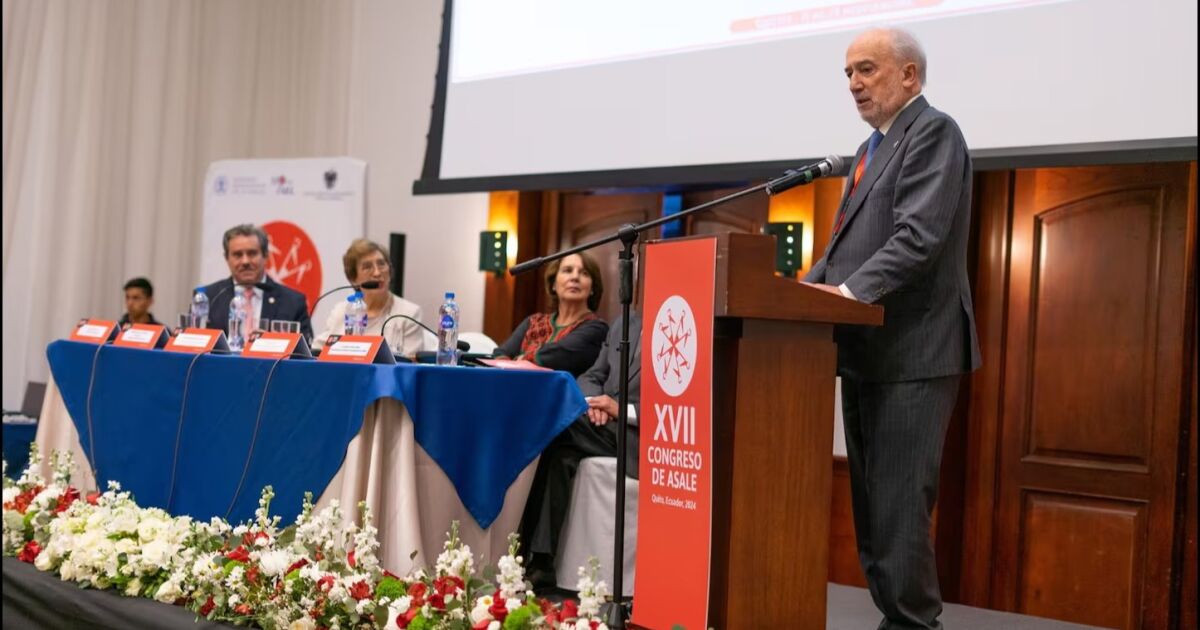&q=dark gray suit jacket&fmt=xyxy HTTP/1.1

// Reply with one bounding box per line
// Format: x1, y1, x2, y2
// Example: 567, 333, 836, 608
576, 313, 641, 477
806, 96, 981, 382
